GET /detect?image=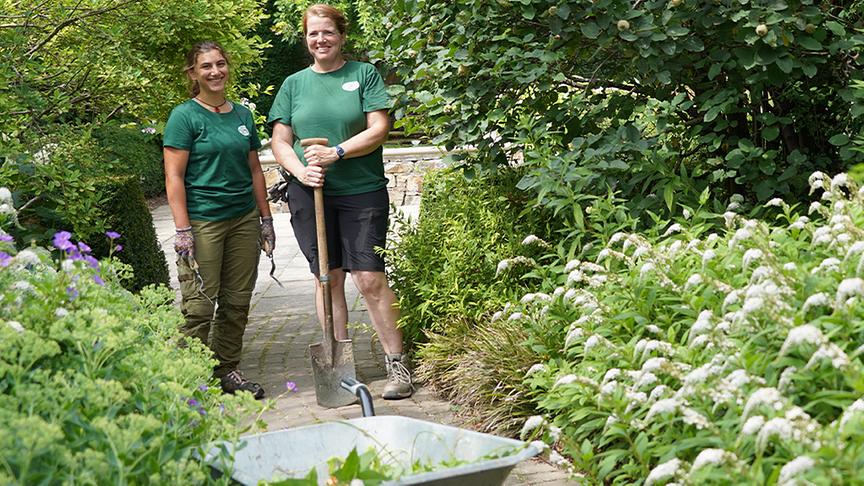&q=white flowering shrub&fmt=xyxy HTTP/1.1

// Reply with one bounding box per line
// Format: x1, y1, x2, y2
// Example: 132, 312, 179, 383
511, 173, 864, 483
